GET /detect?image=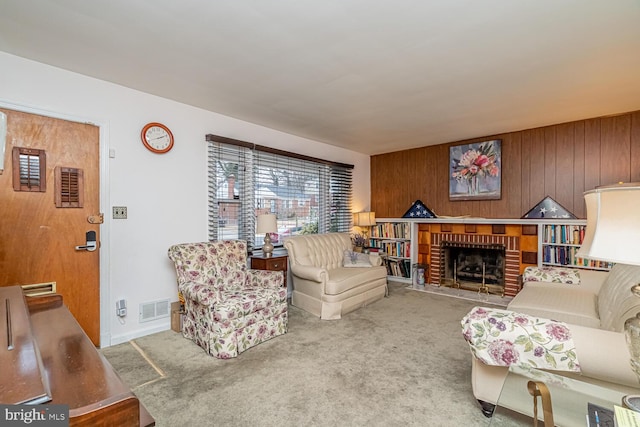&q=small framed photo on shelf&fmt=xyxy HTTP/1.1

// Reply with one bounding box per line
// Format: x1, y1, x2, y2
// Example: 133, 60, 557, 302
449, 139, 501, 201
